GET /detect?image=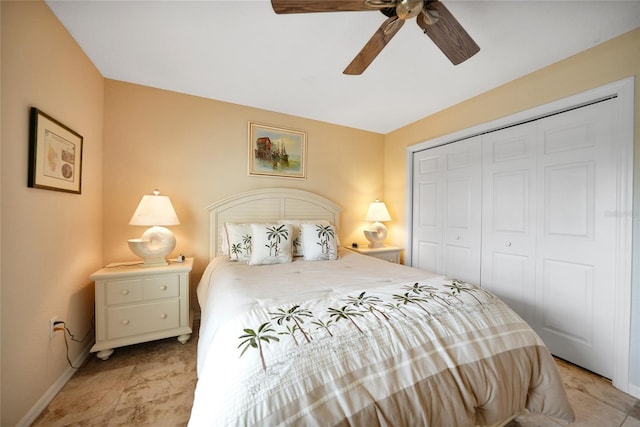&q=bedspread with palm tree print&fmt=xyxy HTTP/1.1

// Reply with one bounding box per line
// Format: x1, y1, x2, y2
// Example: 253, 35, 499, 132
189, 251, 574, 427
238, 278, 489, 371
